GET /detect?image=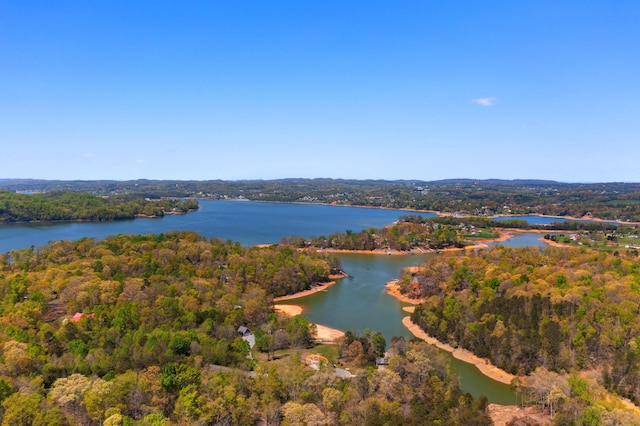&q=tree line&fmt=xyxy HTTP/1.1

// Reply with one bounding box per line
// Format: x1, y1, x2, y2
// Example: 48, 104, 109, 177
0, 191, 199, 223
3, 179, 640, 222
